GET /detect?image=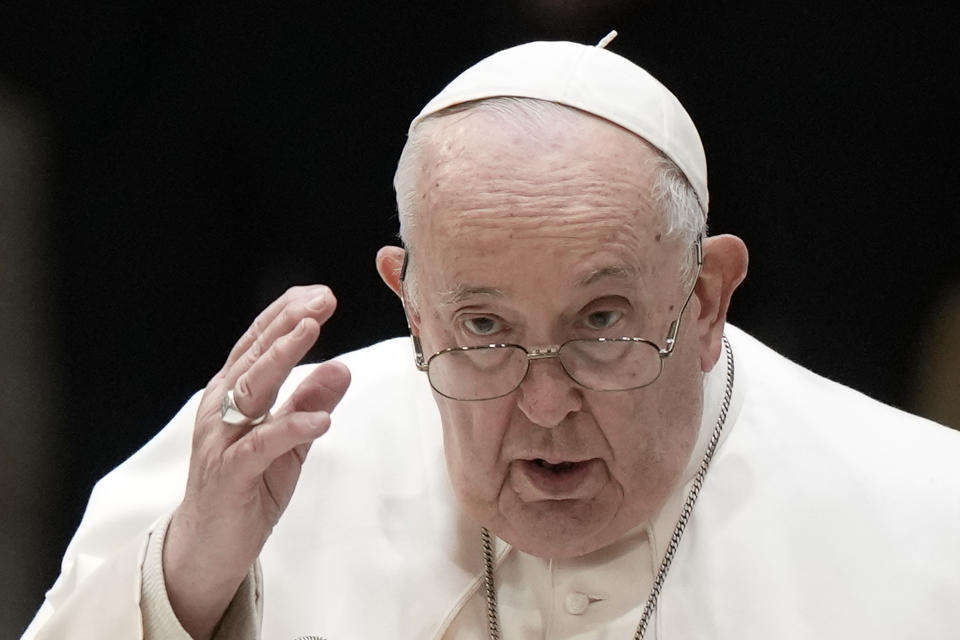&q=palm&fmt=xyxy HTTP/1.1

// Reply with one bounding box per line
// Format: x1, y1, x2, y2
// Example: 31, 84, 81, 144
163, 286, 348, 640
258, 444, 309, 523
